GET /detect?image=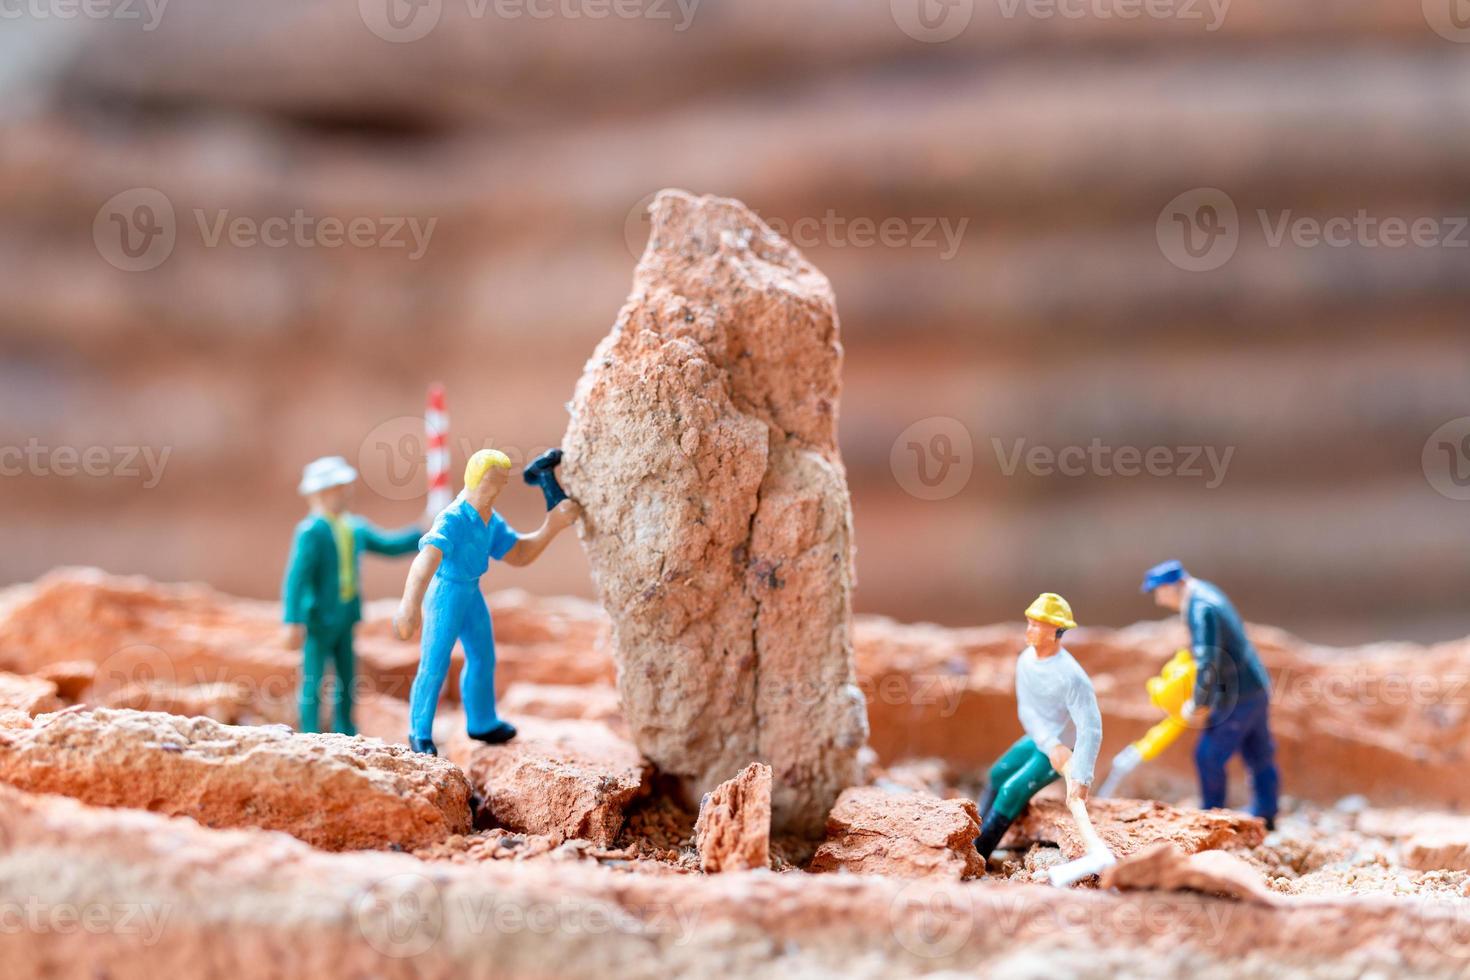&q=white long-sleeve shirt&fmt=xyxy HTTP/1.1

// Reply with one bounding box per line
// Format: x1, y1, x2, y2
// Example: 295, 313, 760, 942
1015, 645, 1103, 785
